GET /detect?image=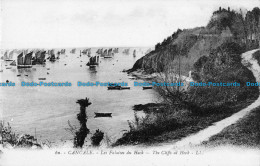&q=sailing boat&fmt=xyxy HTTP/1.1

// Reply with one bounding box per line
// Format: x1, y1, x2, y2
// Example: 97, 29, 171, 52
82, 49, 88, 54
87, 56, 99, 67
99, 48, 103, 56
104, 48, 113, 58
70, 48, 76, 54
102, 49, 107, 57
123, 49, 130, 55
4, 51, 14, 61
113, 48, 119, 54
88, 49, 91, 57
49, 54, 56, 62
7, 50, 14, 61
10, 60, 16, 66
47, 50, 52, 55
48, 49, 55, 62
56, 51, 60, 59
3, 51, 8, 61
40, 51, 46, 63
60, 49, 66, 54
33, 51, 46, 64
87, 49, 91, 57
23, 49, 29, 55
133, 50, 136, 57
17, 52, 33, 68
32, 51, 40, 64
96, 49, 101, 54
